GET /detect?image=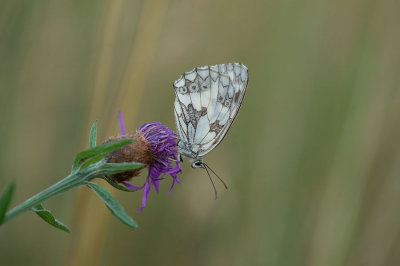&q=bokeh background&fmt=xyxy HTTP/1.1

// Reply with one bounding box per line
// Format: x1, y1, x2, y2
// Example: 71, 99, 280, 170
1, 0, 400, 265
